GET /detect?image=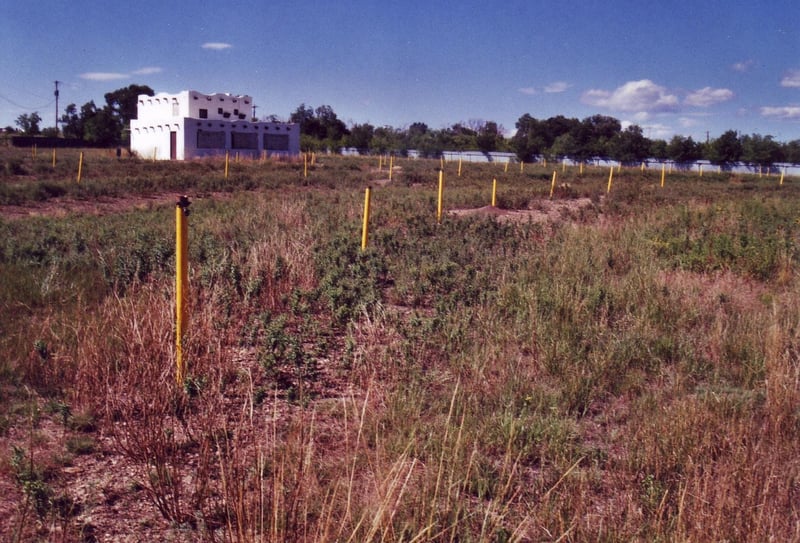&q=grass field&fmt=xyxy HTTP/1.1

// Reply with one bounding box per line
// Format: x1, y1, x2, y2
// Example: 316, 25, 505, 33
1, 147, 799, 541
